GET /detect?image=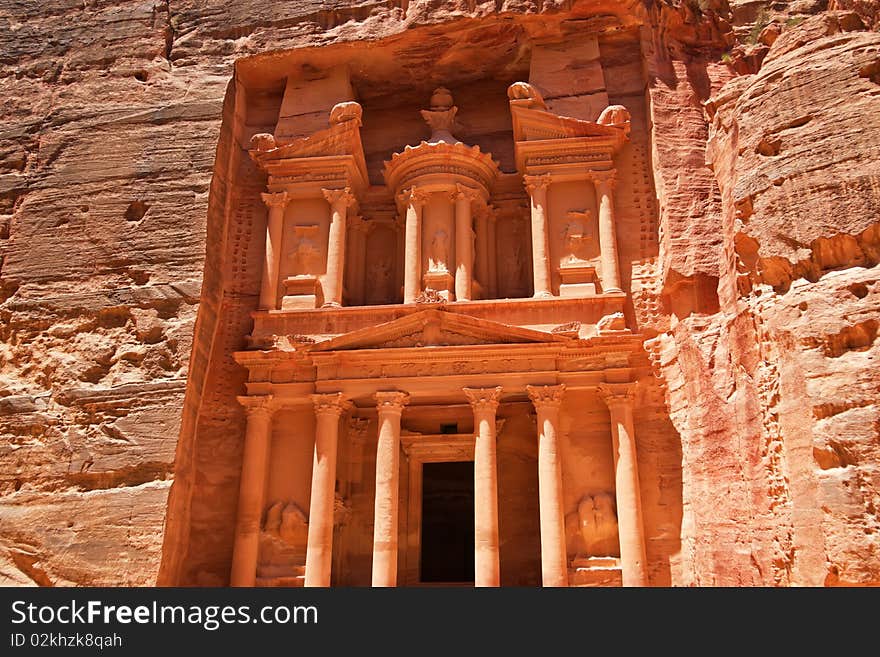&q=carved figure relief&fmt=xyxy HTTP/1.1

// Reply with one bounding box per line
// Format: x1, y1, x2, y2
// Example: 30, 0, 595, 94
565, 493, 620, 559
257, 501, 309, 580
561, 211, 595, 265
289, 225, 322, 275
428, 230, 450, 272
